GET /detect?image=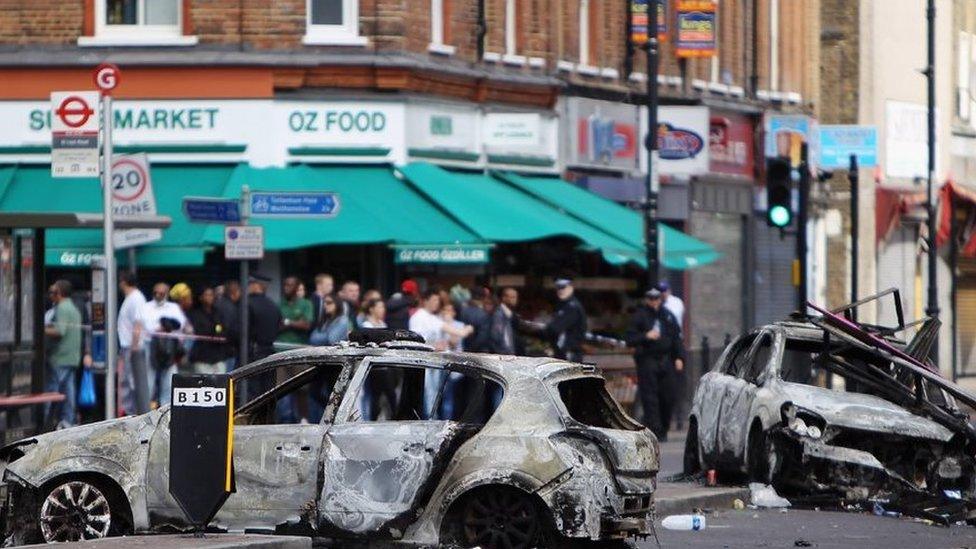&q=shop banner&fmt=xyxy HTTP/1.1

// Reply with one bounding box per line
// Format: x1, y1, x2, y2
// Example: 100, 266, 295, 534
818, 125, 878, 169
566, 97, 640, 171
657, 106, 710, 175
631, 0, 668, 45
392, 245, 491, 265
483, 113, 541, 147
885, 101, 937, 179
709, 112, 756, 178
675, 0, 717, 58
764, 114, 817, 168
406, 104, 480, 155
